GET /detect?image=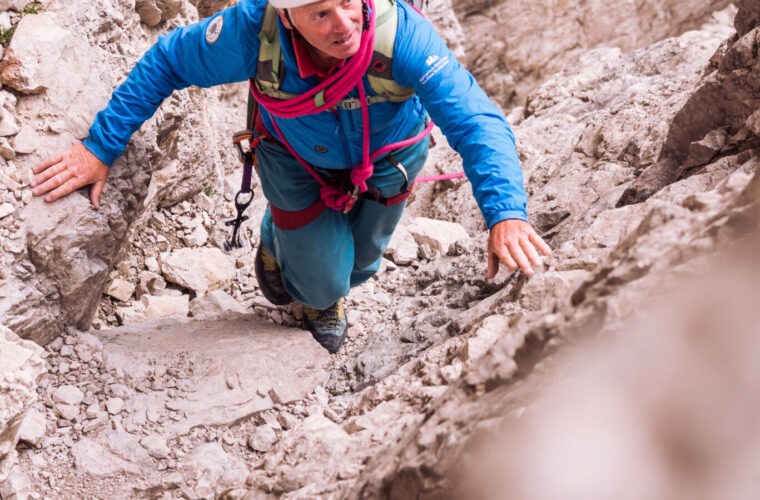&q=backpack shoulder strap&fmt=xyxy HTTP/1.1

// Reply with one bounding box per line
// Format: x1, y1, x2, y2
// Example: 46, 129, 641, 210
367, 0, 415, 103
255, 4, 284, 91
